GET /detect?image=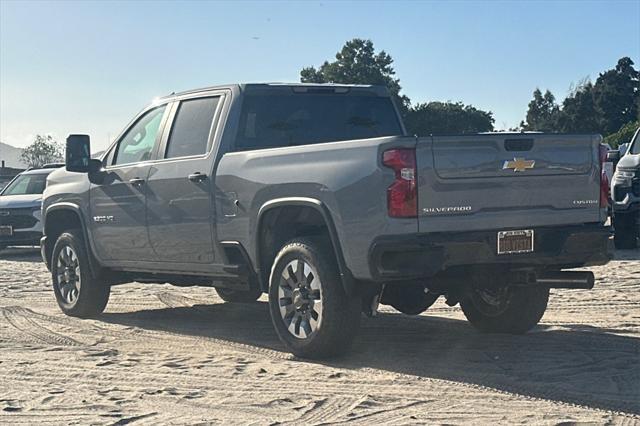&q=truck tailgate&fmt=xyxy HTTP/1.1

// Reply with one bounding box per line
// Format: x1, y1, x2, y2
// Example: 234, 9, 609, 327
416, 134, 603, 233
